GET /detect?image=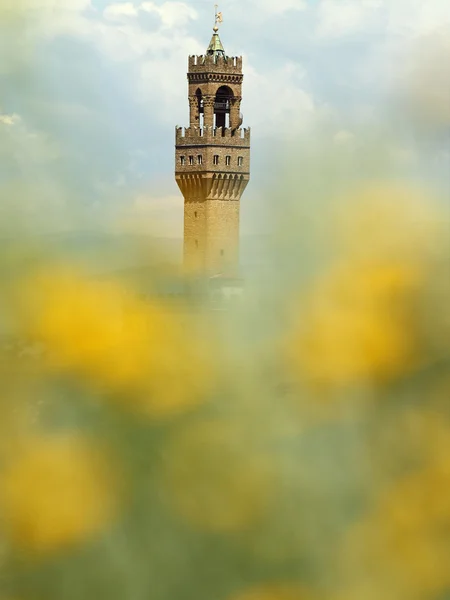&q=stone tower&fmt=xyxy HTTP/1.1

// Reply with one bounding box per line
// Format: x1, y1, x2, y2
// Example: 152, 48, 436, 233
175, 21, 250, 277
